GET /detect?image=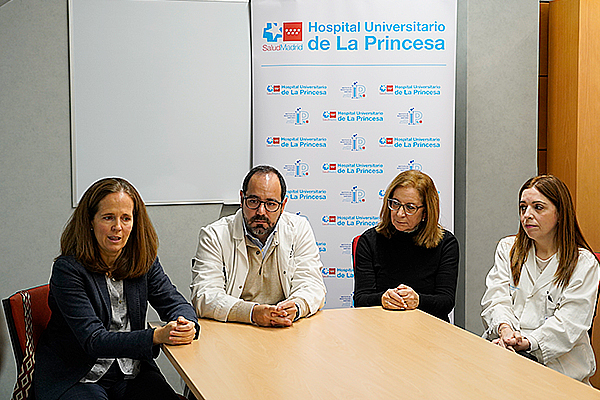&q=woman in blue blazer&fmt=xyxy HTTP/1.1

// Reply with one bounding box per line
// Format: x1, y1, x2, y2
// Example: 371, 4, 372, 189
34, 177, 200, 400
